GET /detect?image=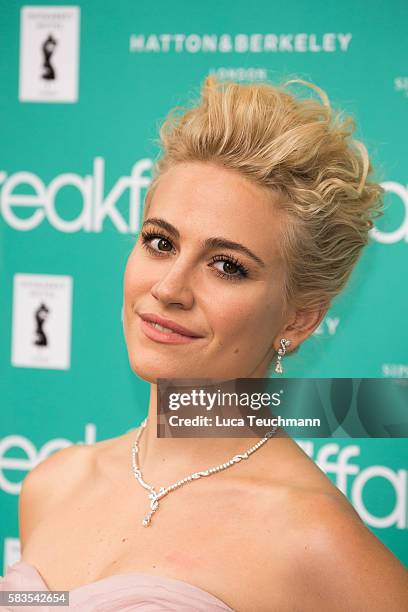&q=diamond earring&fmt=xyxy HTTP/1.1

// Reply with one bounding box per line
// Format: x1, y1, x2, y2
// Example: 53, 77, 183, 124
274, 338, 291, 374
